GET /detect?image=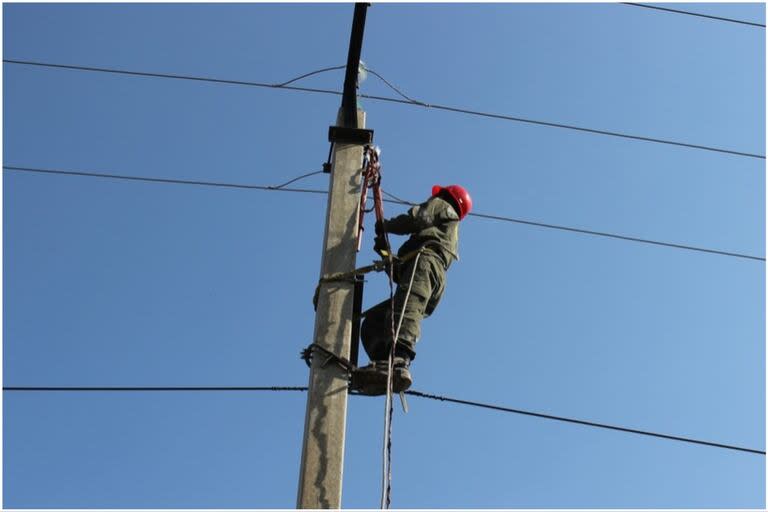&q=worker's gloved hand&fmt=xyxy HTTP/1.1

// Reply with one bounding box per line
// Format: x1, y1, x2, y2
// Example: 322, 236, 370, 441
375, 219, 386, 236
373, 234, 390, 257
